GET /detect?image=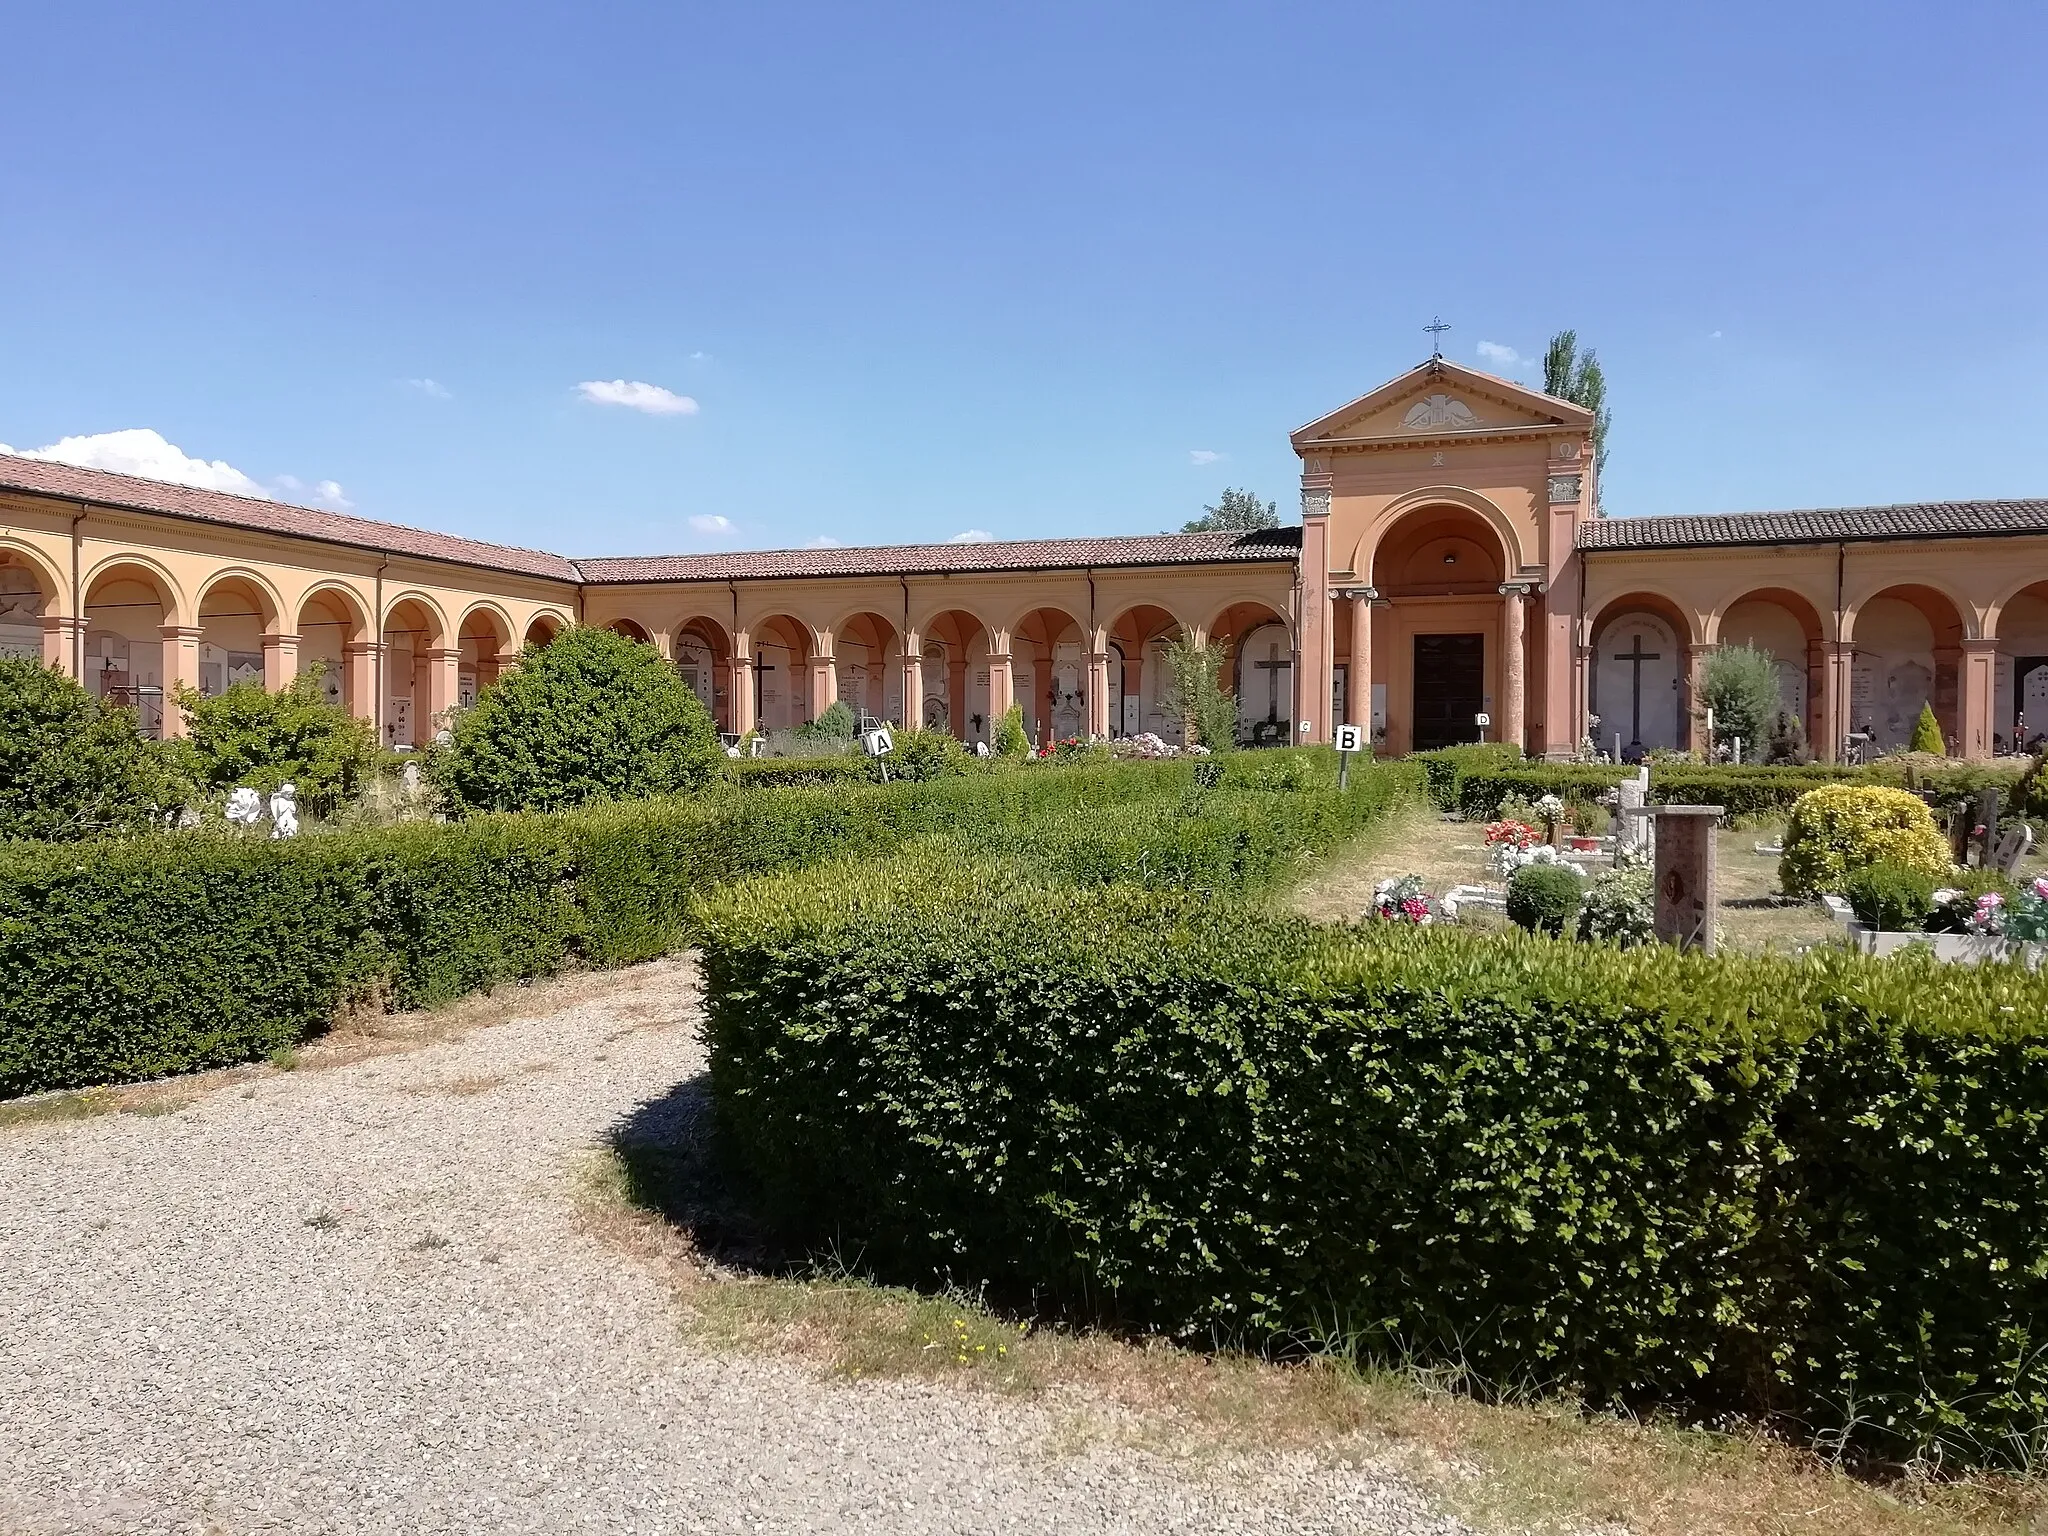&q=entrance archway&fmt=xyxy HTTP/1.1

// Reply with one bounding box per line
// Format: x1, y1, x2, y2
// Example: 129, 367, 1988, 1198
83, 562, 177, 738
1012, 607, 1084, 745
1366, 504, 1513, 754
1846, 585, 1967, 753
